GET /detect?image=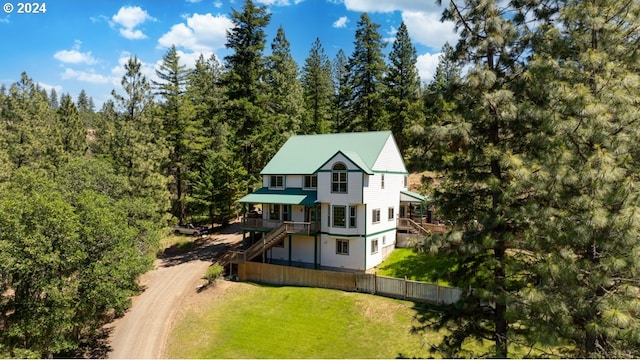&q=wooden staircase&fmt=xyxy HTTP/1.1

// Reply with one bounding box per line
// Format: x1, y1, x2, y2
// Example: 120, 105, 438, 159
215, 223, 289, 268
